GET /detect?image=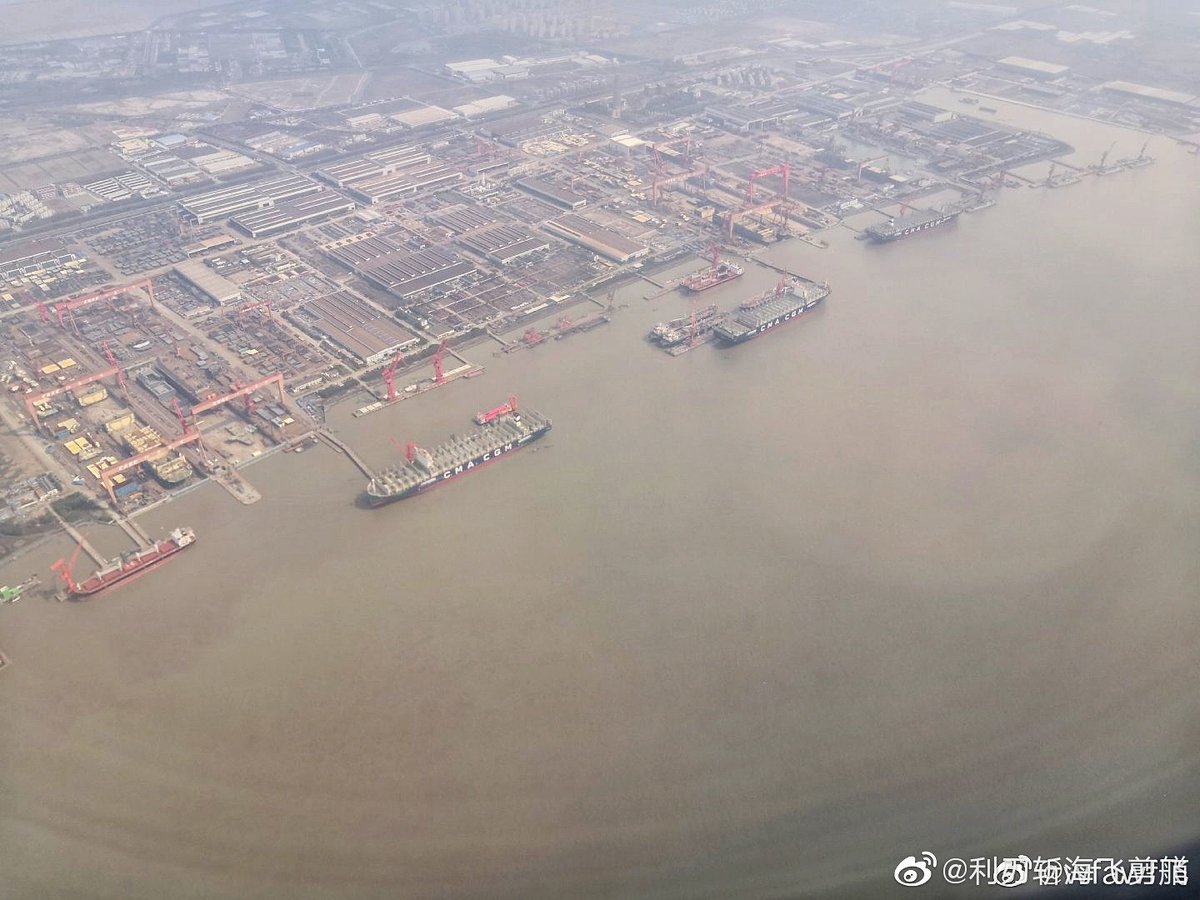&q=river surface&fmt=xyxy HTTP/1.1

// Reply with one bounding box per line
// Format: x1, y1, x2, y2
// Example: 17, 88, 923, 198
1, 97, 1198, 898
